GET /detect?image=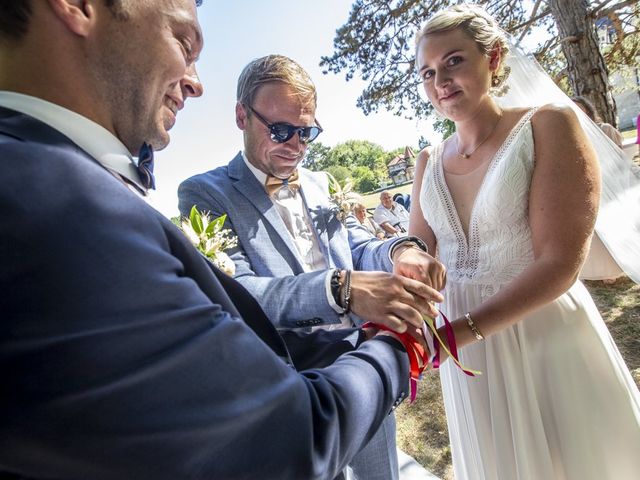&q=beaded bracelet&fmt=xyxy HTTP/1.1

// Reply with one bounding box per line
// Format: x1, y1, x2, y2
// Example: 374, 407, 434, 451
340, 270, 352, 314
